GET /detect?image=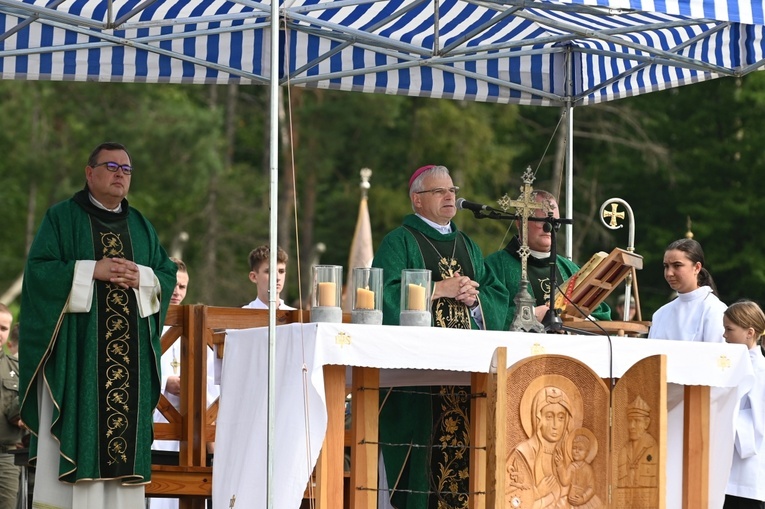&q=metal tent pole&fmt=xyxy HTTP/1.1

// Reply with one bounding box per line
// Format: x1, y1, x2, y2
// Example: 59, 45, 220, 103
565, 45, 574, 259
267, 0, 280, 507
